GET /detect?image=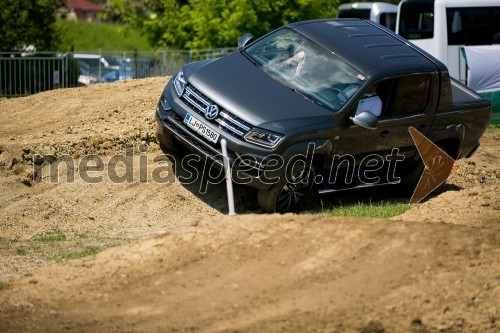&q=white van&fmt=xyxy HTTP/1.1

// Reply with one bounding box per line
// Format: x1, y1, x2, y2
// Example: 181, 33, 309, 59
337, 2, 398, 31
396, 0, 500, 123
